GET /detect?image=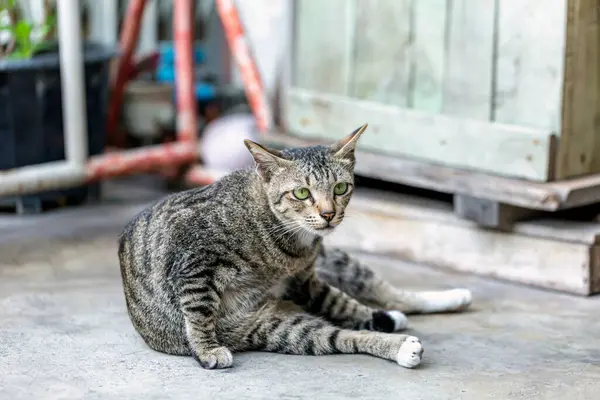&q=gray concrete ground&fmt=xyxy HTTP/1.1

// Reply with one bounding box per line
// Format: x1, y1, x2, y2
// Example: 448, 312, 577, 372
1, 179, 599, 399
